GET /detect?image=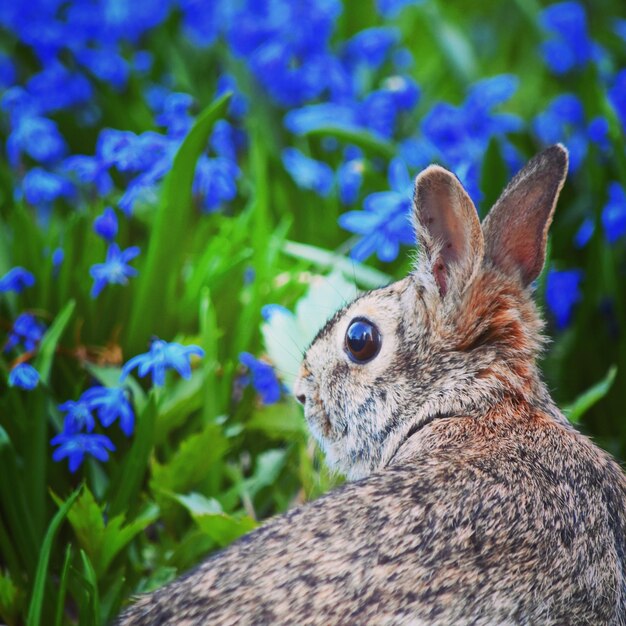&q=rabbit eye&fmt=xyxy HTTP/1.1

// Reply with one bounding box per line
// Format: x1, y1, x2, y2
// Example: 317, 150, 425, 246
345, 318, 381, 363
